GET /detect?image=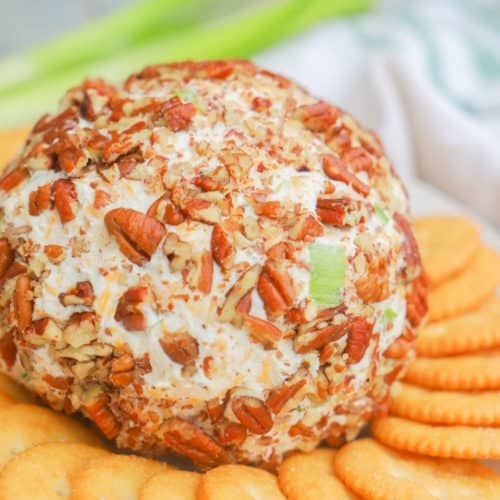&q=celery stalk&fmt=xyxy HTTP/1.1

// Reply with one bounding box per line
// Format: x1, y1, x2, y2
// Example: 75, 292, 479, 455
309, 244, 347, 305
0, 0, 218, 94
0, 0, 371, 128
